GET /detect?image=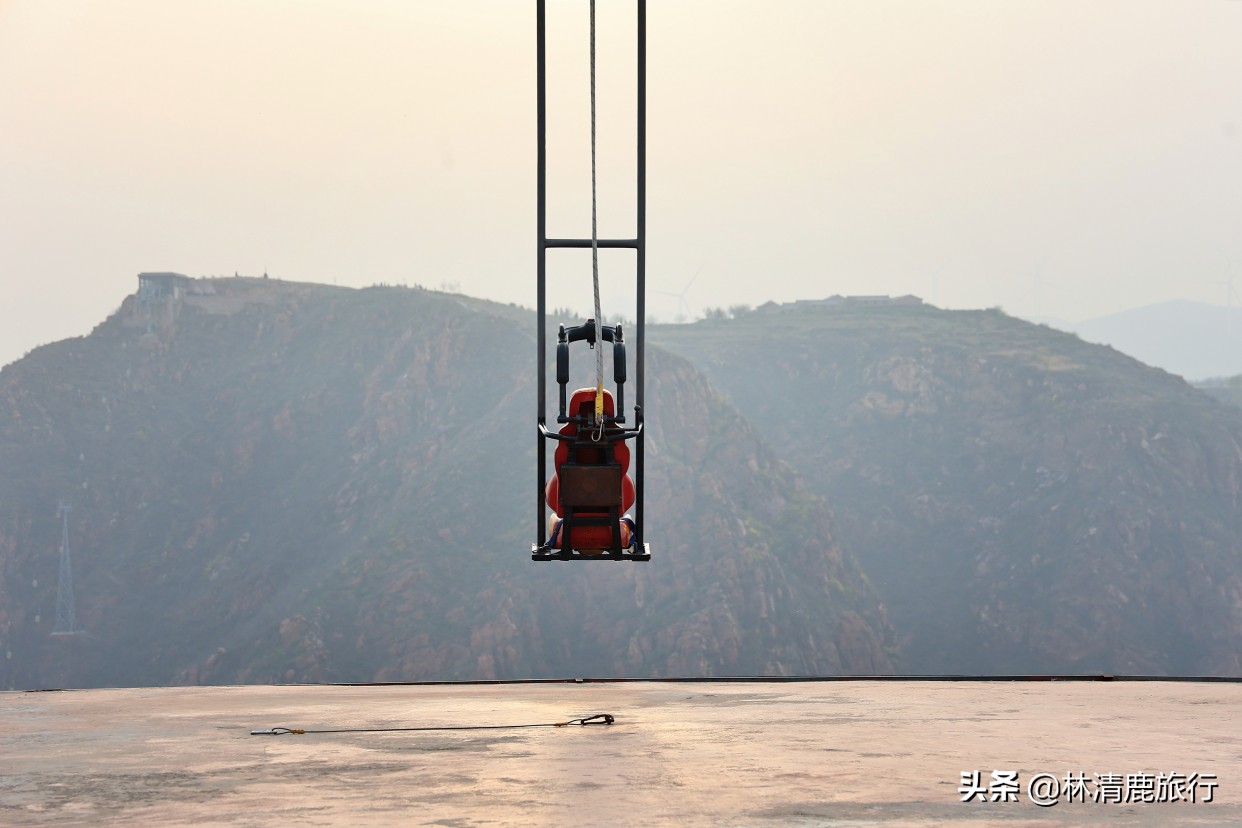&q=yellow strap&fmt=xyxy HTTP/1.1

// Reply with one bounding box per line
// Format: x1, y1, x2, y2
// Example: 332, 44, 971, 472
595, 383, 605, 418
